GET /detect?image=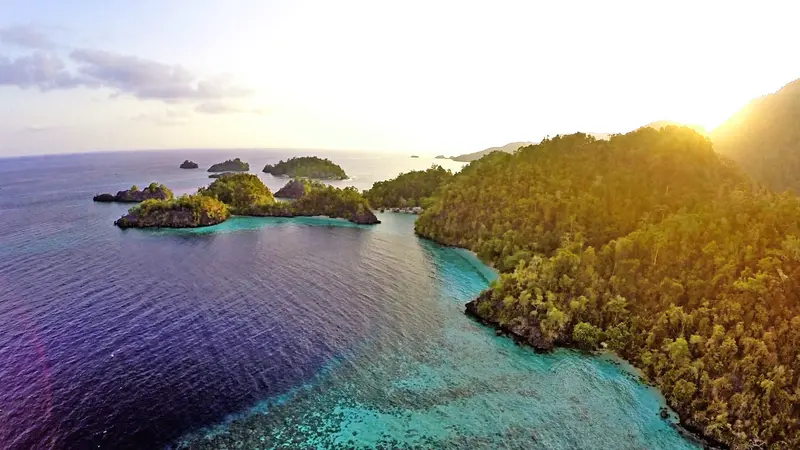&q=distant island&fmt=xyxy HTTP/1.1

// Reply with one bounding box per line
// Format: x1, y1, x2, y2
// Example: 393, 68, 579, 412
410, 155, 419, 158
207, 158, 249, 172
262, 156, 347, 180
93, 183, 173, 203
451, 141, 535, 162
114, 173, 378, 228
434, 155, 447, 159
179, 160, 199, 169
